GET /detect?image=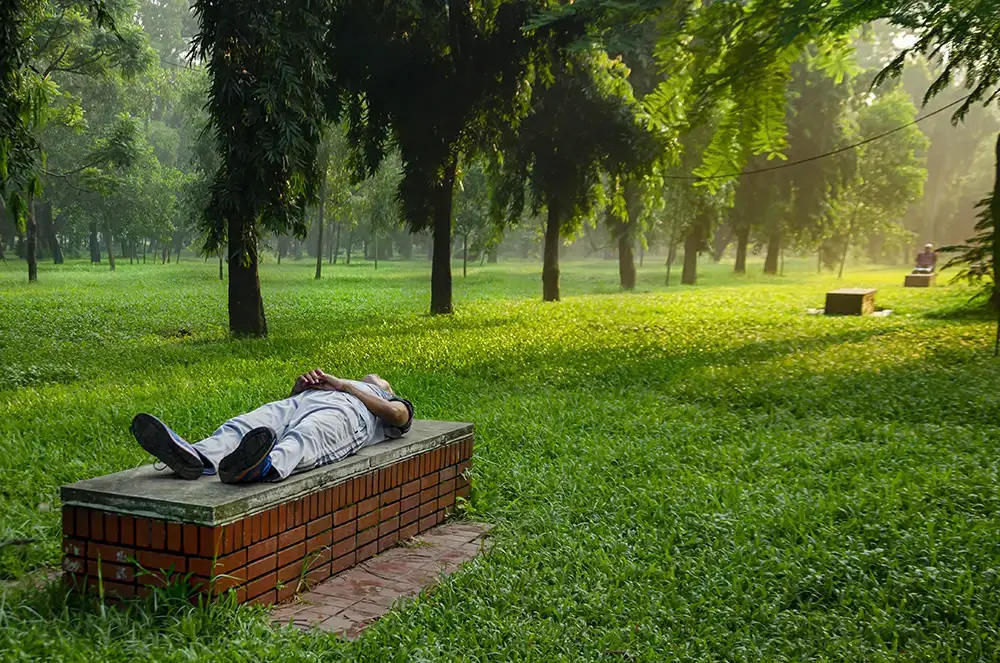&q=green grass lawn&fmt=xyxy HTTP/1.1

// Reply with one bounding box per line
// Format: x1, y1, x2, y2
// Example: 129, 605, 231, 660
1, 255, 999, 661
